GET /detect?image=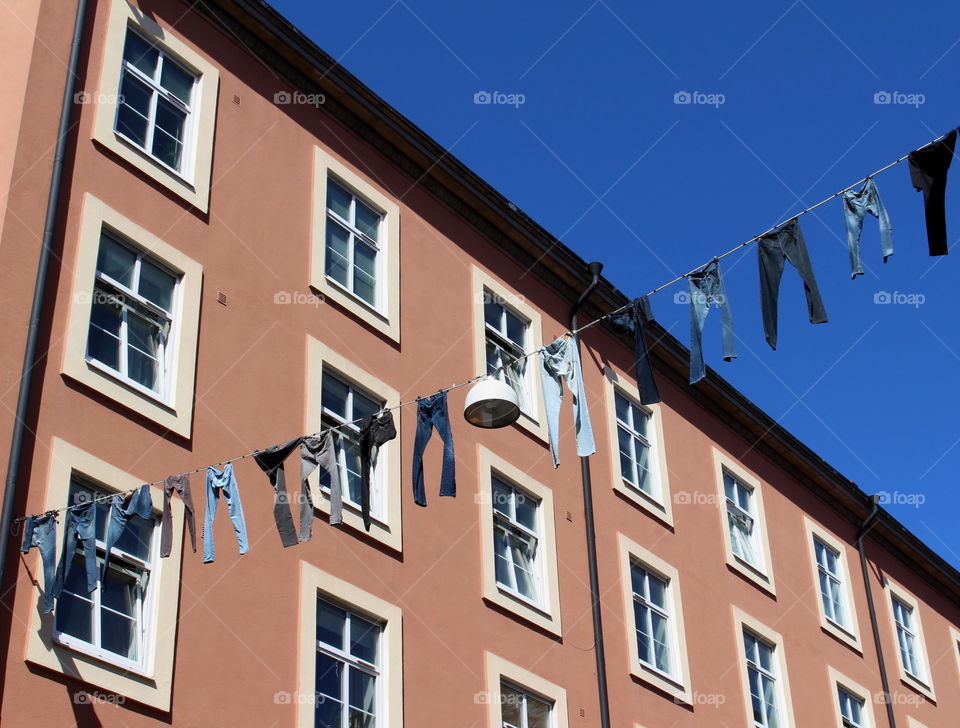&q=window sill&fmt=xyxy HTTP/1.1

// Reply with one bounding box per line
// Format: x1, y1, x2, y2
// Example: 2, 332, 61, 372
53, 633, 153, 680
630, 660, 691, 704
726, 554, 776, 597
613, 479, 673, 528
820, 617, 862, 653
483, 586, 562, 637
113, 130, 195, 186
899, 671, 936, 703
85, 357, 174, 409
